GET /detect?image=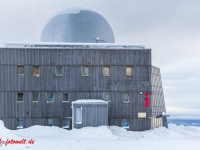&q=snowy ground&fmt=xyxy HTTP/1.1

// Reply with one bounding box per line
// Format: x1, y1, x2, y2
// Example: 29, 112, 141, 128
0, 120, 200, 150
